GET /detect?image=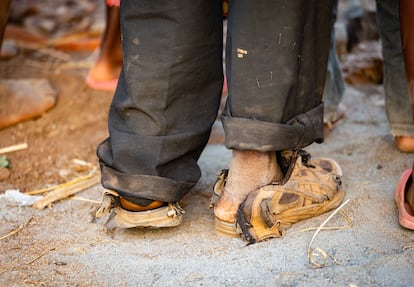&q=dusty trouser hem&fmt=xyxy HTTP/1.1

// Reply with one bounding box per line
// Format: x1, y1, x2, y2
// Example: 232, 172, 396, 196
100, 164, 196, 203
389, 124, 414, 137
222, 103, 324, 152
